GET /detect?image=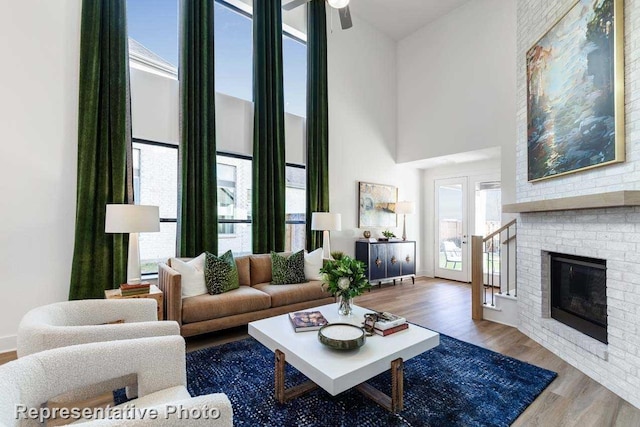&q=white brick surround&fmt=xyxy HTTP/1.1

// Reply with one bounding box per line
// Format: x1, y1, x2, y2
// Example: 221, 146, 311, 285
516, 0, 640, 408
